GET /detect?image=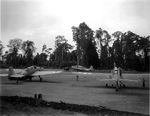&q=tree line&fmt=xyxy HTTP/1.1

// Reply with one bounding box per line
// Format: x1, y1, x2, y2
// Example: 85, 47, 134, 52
0, 22, 149, 71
